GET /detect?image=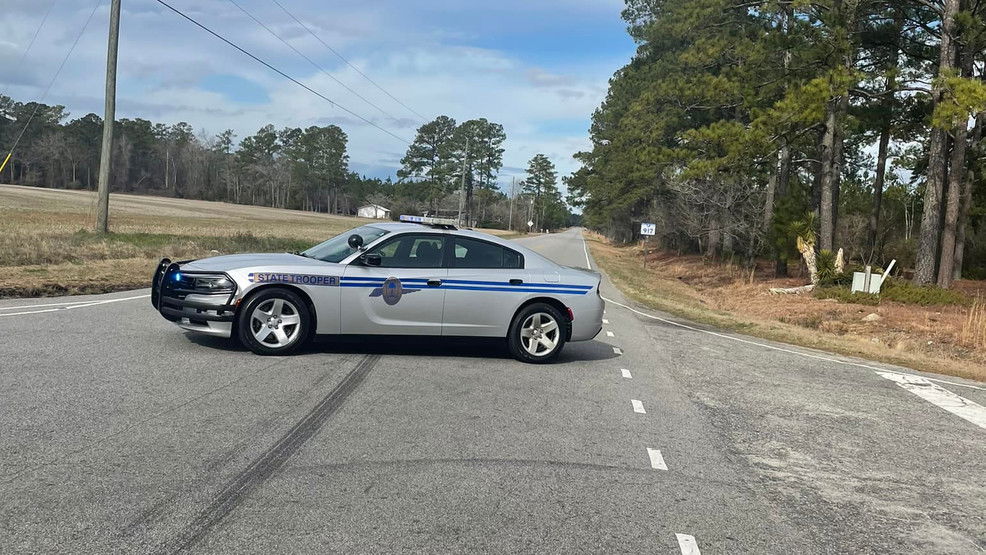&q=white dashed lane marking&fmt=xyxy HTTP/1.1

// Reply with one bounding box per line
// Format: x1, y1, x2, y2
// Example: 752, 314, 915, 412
646, 448, 667, 470
613, 347, 623, 355
602, 318, 609, 324
631, 399, 646, 414
621, 368, 632, 379
606, 330, 615, 337
676, 533, 701, 554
